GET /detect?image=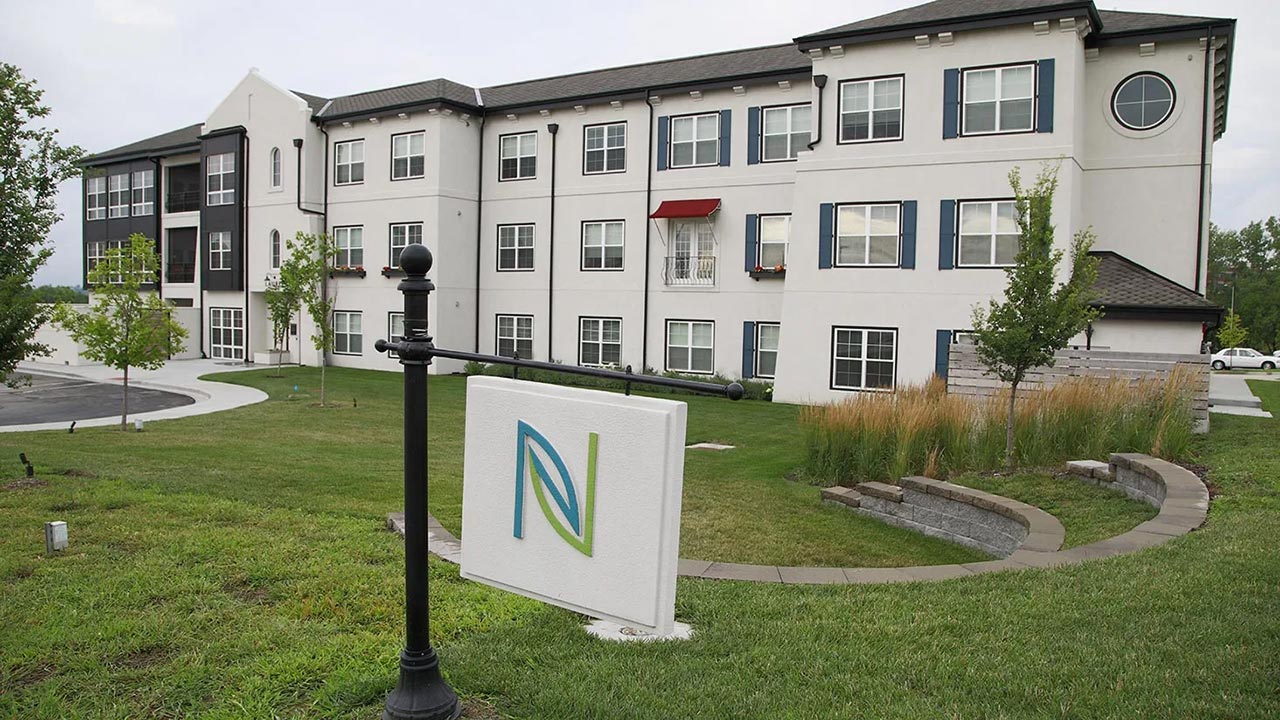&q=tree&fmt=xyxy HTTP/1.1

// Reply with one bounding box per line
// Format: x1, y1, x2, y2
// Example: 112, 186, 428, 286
263, 276, 299, 377
281, 231, 335, 406
1217, 310, 1249, 349
970, 165, 1101, 468
0, 63, 84, 386
32, 285, 88, 304
1207, 219, 1280, 352
53, 234, 188, 430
